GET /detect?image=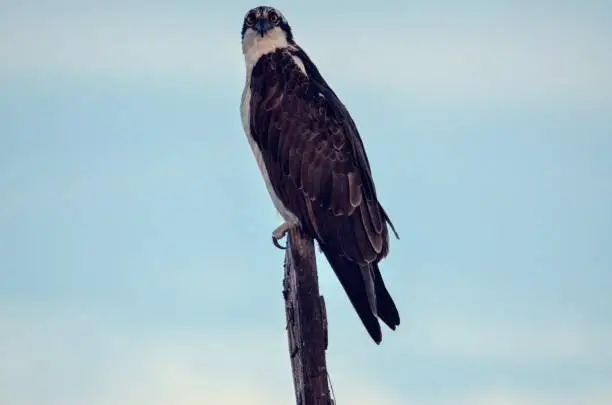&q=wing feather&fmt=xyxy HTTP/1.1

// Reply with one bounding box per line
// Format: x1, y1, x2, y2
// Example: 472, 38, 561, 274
248, 48, 399, 342
348, 172, 363, 208
249, 49, 393, 262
